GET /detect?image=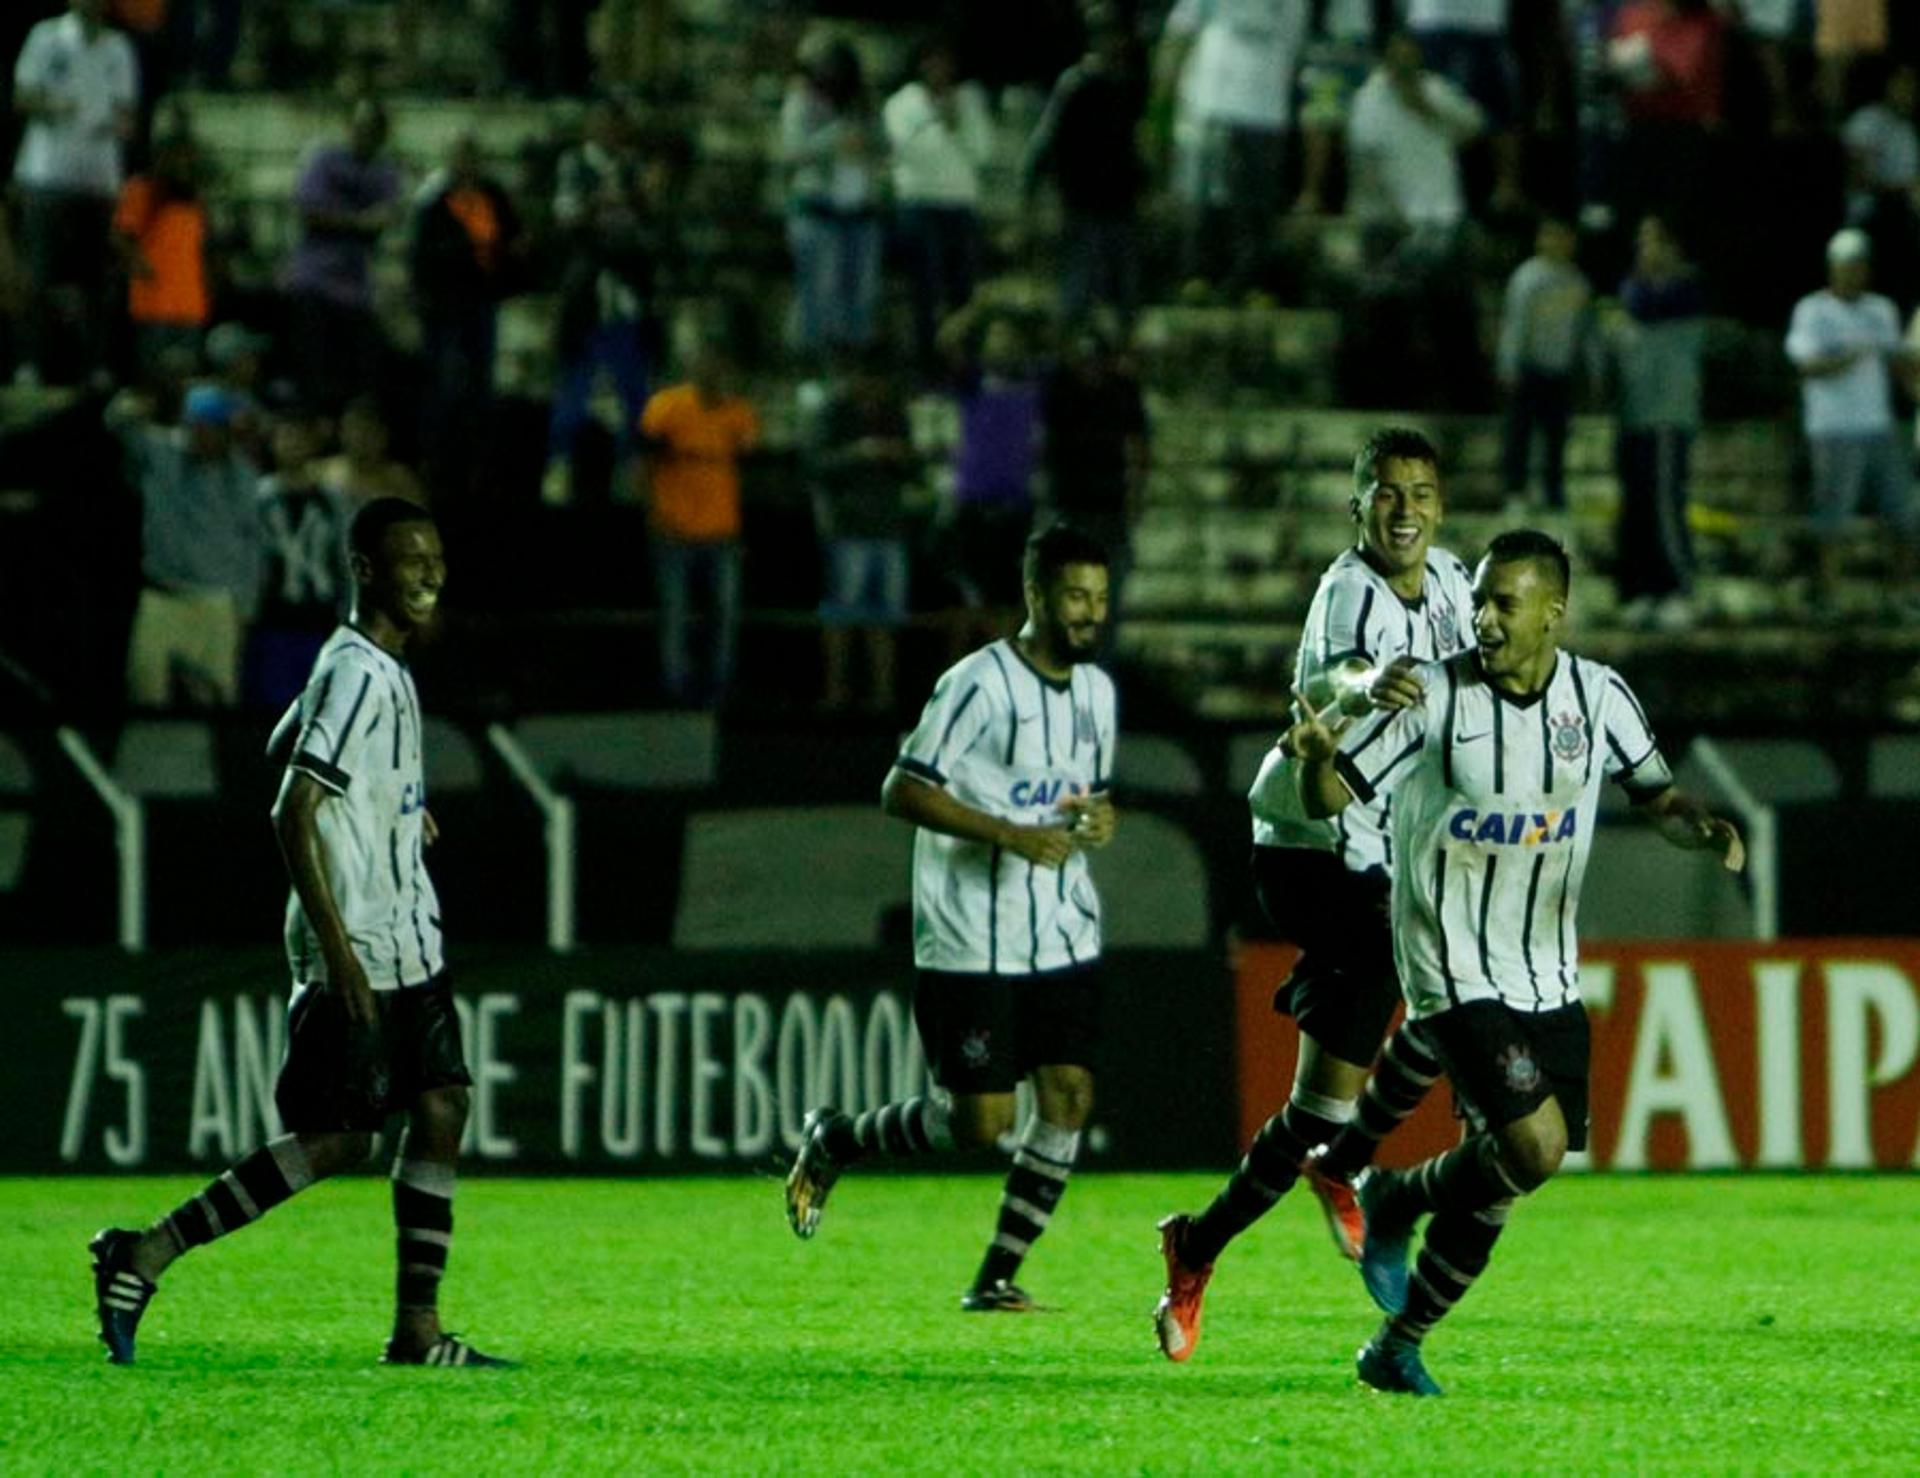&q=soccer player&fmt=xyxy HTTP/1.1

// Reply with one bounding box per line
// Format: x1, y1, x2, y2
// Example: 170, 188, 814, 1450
89, 498, 510, 1369
1290, 528, 1742, 1396
784, 523, 1118, 1312
1154, 426, 1475, 1362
